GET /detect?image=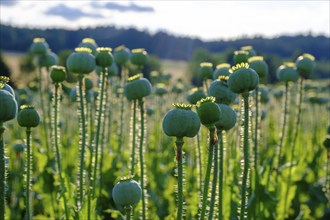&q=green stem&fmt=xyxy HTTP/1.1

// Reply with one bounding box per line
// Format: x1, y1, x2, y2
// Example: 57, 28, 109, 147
92, 67, 108, 196
130, 100, 137, 175
138, 99, 147, 220
200, 126, 216, 220
77, 74, 87, 209
25, 127, 32, 220
0, 124, 5, 220
53, 84, 70, 219
125, 206, 132, 220
218, 130, 224, 220
240, 92, 250, 220
208, 131, 218, 220
195, 107, 203, 192
284, 78, 304, 218
254, 86, 259, 219
175, 137, 184, 220
276, 82, 289, 182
